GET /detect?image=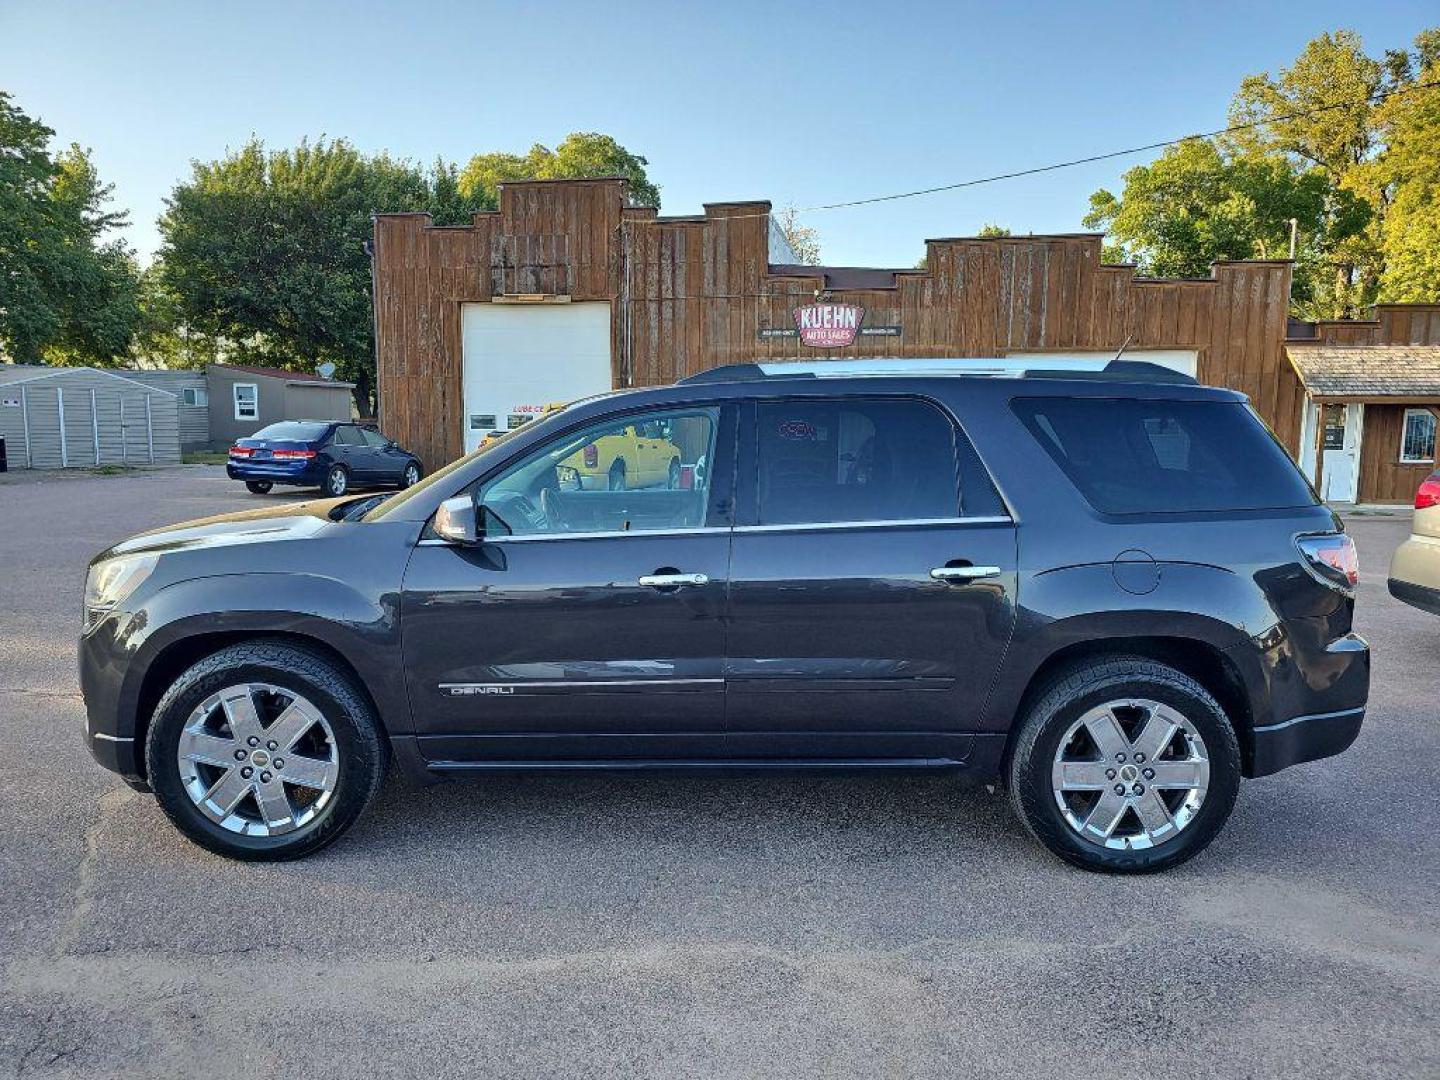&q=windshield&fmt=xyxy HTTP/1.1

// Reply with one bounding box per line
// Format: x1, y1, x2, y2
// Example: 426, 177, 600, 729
250, 422, 332, 442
